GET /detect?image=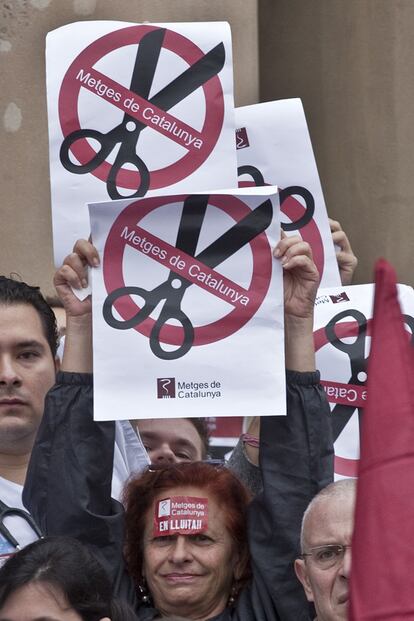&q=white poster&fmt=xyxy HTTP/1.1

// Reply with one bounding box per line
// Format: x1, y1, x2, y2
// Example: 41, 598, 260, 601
89, 187, 285, 421
46, 20, 238, 265
236, 99, 340, 288
314, 283, 414, 479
